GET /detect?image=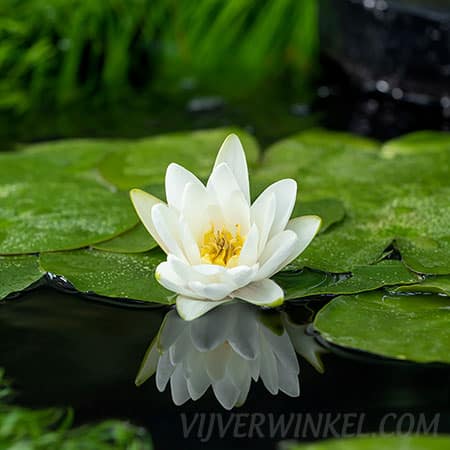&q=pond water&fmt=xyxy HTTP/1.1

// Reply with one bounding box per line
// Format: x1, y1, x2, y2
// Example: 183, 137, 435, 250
0, 284, 449, 449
